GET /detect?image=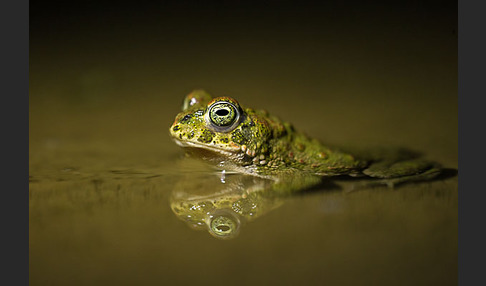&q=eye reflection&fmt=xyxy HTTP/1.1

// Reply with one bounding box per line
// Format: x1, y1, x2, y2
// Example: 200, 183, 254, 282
208, 210, 241, 239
